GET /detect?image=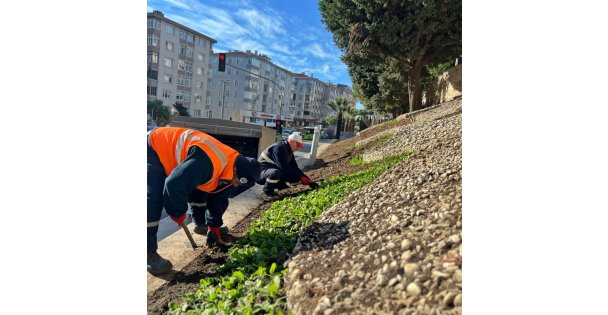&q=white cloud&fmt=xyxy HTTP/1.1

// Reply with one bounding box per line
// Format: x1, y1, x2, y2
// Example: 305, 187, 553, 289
163, 0, 191, 11
305, 43, 333, 59
236, 8, 286, 38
